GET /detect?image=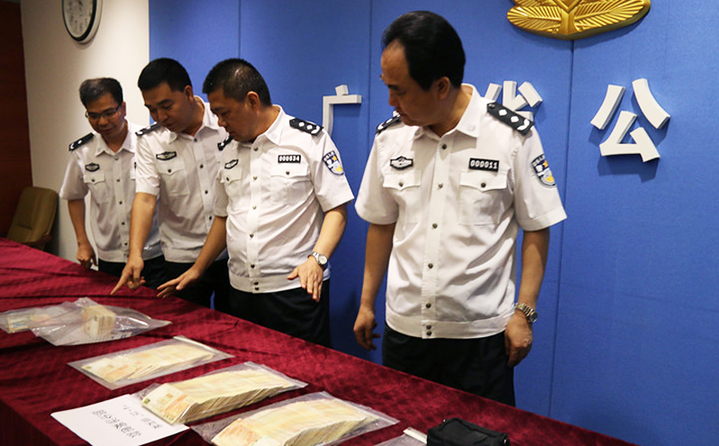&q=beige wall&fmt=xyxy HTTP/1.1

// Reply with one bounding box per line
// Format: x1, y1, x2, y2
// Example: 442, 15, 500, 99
20, 0, 149, 261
